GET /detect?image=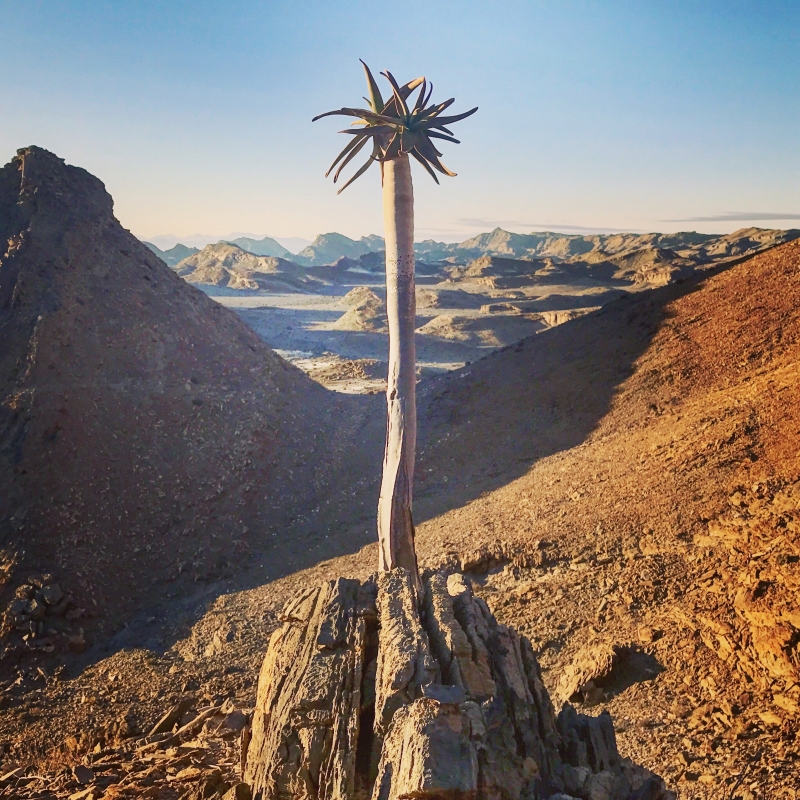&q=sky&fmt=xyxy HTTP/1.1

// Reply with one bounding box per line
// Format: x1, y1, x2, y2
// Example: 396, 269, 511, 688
1, 1, 798, 249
